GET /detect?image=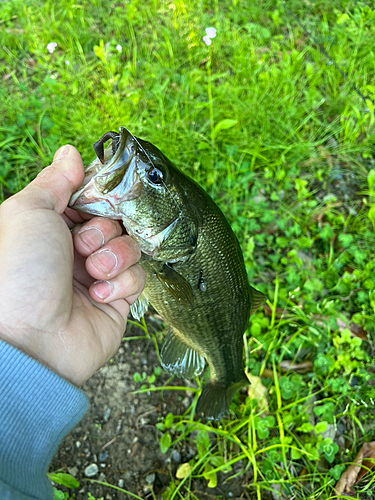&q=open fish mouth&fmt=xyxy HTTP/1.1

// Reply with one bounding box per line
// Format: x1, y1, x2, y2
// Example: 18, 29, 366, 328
69, 127, 143, 219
